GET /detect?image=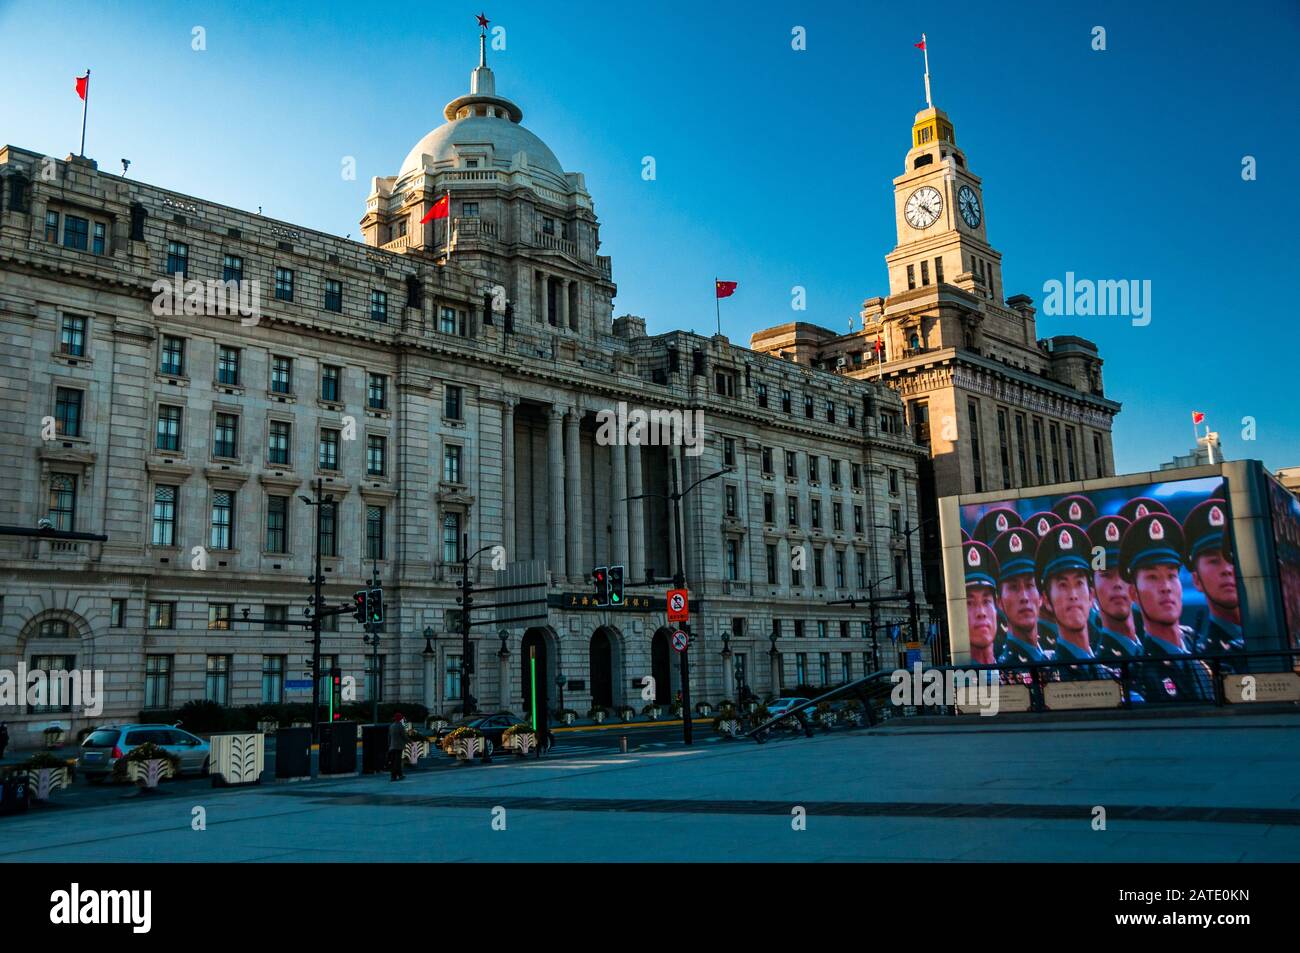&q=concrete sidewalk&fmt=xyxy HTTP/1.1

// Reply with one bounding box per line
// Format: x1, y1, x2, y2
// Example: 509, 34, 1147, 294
3, 713, 1298, 861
